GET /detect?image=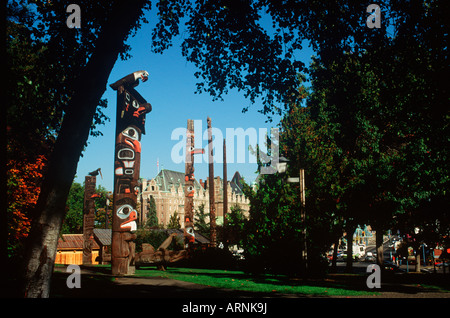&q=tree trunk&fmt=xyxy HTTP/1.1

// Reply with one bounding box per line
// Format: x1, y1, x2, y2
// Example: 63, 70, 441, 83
21, 1, 148, 298
376, 229, 384, 268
